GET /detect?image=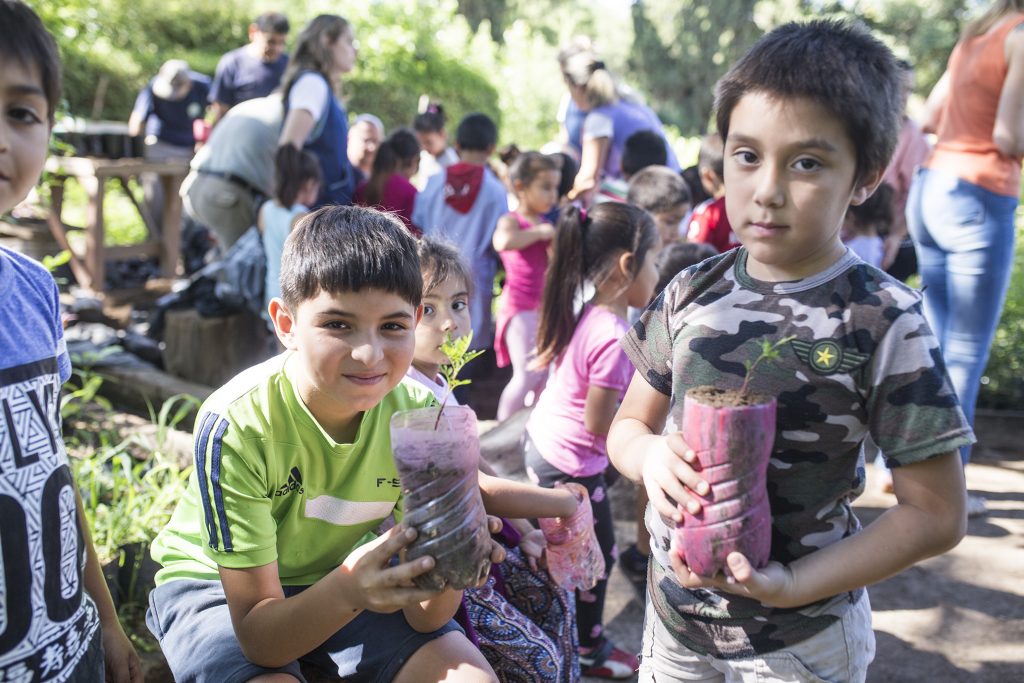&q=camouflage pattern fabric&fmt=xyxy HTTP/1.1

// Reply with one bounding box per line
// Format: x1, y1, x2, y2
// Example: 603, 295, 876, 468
623, 248, 974, 658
